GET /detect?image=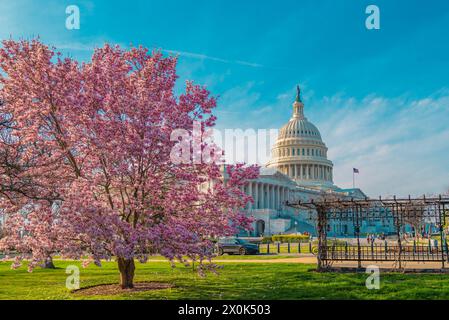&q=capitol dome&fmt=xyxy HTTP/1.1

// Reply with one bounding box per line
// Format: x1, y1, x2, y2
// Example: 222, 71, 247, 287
267, 86, 334, 189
